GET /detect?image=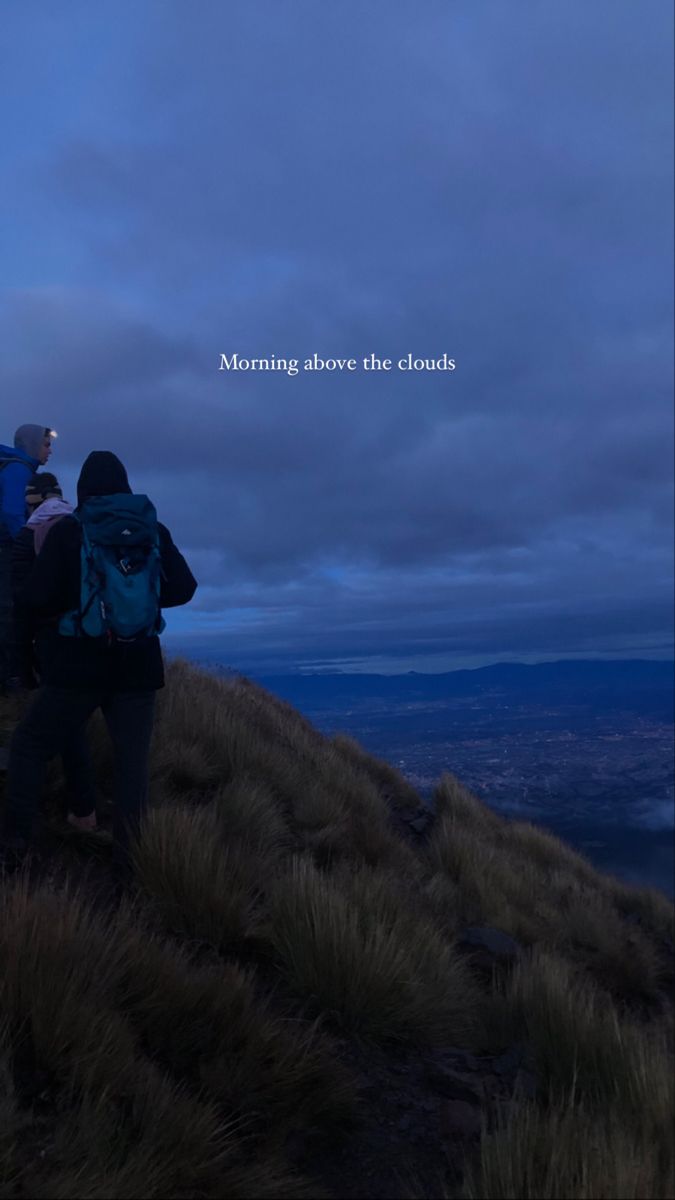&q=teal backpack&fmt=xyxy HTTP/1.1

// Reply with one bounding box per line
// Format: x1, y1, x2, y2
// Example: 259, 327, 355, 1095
59, 494, 166, 641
